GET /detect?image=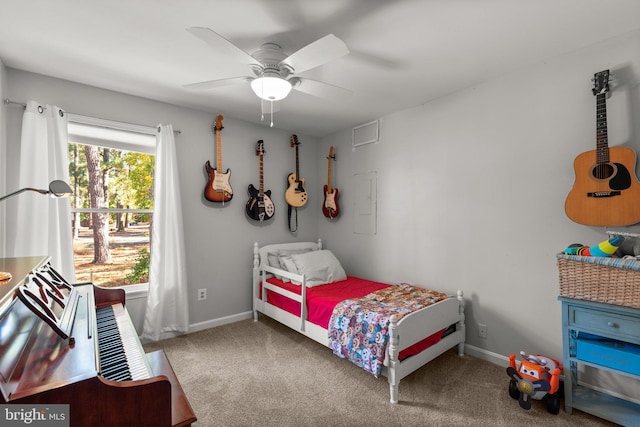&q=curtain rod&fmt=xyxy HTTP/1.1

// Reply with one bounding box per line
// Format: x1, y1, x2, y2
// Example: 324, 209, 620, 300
4, 98, 181, 134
